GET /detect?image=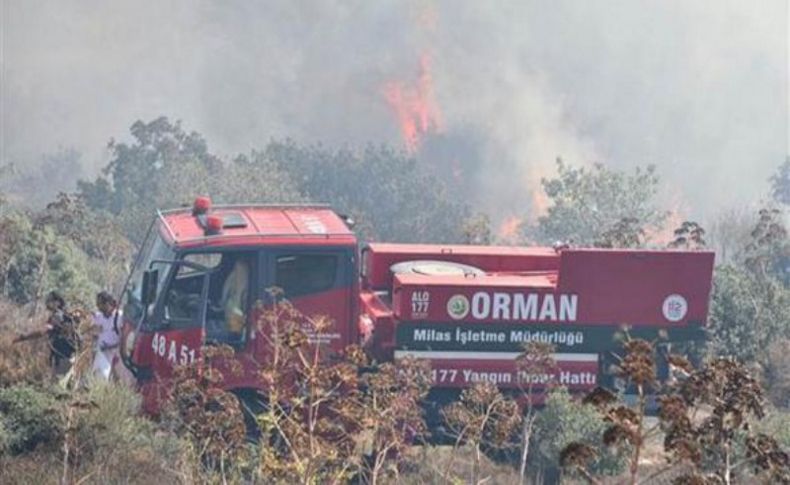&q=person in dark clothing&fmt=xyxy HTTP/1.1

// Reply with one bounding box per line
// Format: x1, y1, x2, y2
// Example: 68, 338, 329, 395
14, 291, 78, 376
46, 292, 78, 374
